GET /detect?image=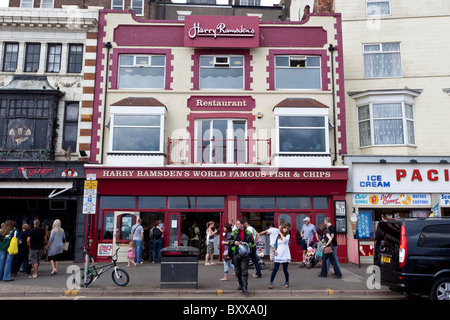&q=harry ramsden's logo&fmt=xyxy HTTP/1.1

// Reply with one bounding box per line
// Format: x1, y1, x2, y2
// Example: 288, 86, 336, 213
188, 22, 255, 39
